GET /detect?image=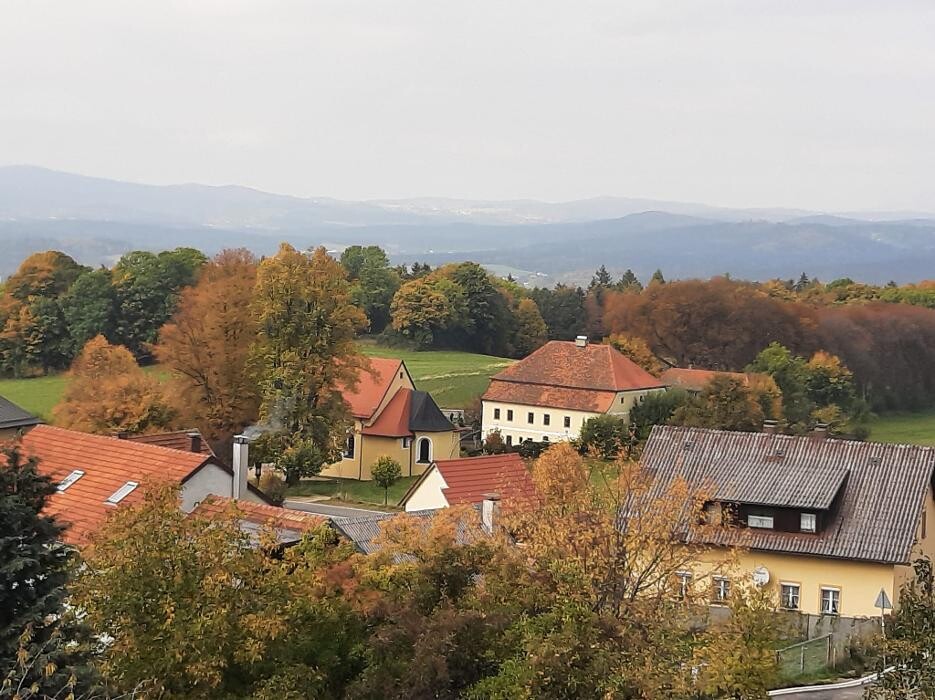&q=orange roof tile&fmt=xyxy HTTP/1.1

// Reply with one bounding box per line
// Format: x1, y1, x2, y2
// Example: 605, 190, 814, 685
5, 425, 211, 546
482, 379, 618, 413
362, 388, 412, 437
659, 368, 760, 392
489, 341, 663, 392
403, 453, 538, 509
339, 357, 404, 419
123, 429, 215, 456
191, 495, 326, 532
